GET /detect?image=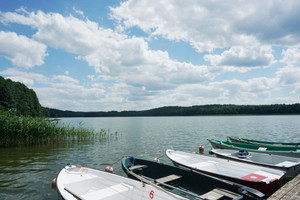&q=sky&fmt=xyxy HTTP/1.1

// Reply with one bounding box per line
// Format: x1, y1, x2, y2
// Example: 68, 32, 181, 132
0, 0, 300, 112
